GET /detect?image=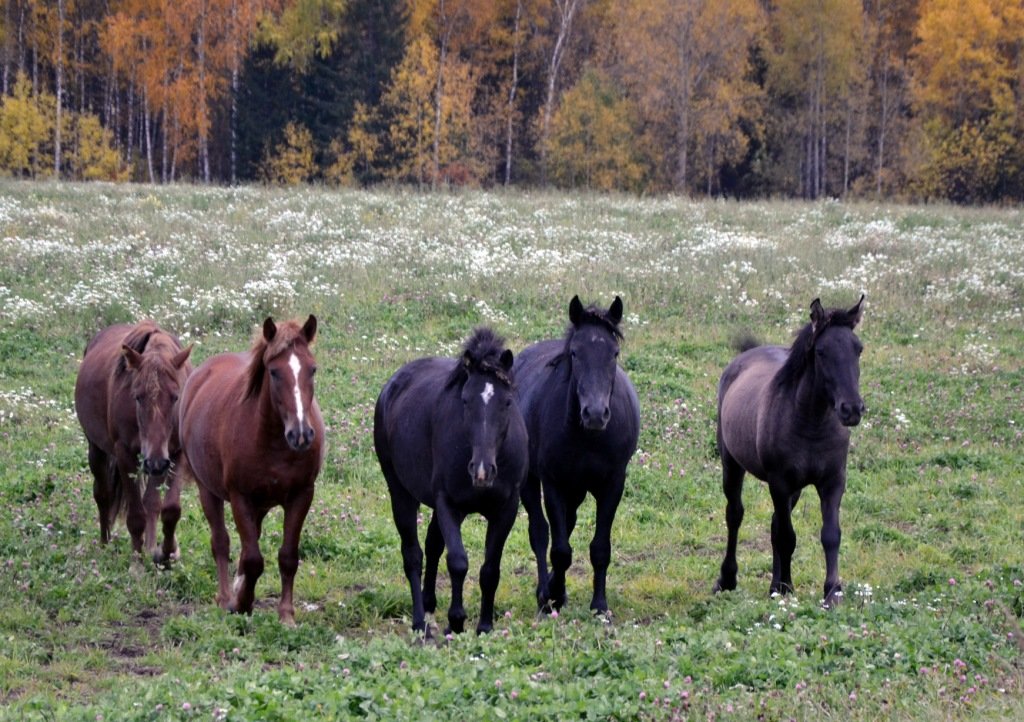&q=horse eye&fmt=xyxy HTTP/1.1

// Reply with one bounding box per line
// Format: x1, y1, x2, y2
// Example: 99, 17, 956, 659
171, 394, 179, 403
269, 369, 280, 379
135, 395, 144, 403
505, 398, 512, 407
310, 366, 318, 376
